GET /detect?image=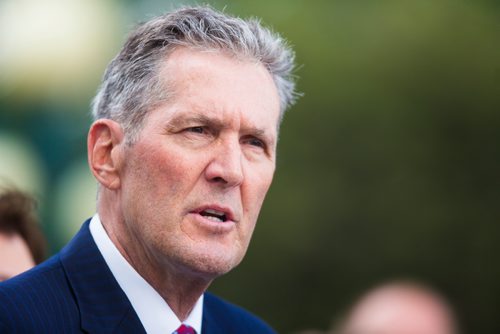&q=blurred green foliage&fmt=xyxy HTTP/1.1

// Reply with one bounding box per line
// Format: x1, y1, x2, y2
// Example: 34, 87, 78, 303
1, 0, 499, 333
209, 0, 500, 333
